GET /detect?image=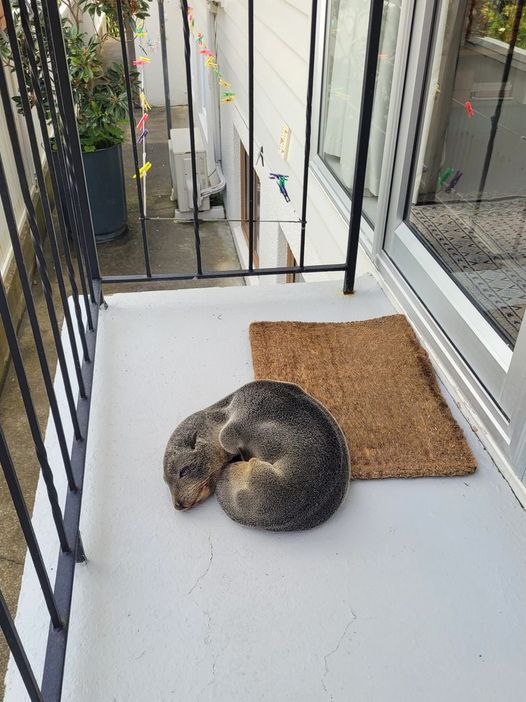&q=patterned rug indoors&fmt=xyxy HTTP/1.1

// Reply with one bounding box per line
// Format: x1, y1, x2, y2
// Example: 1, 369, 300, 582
410, 195, 526, 346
